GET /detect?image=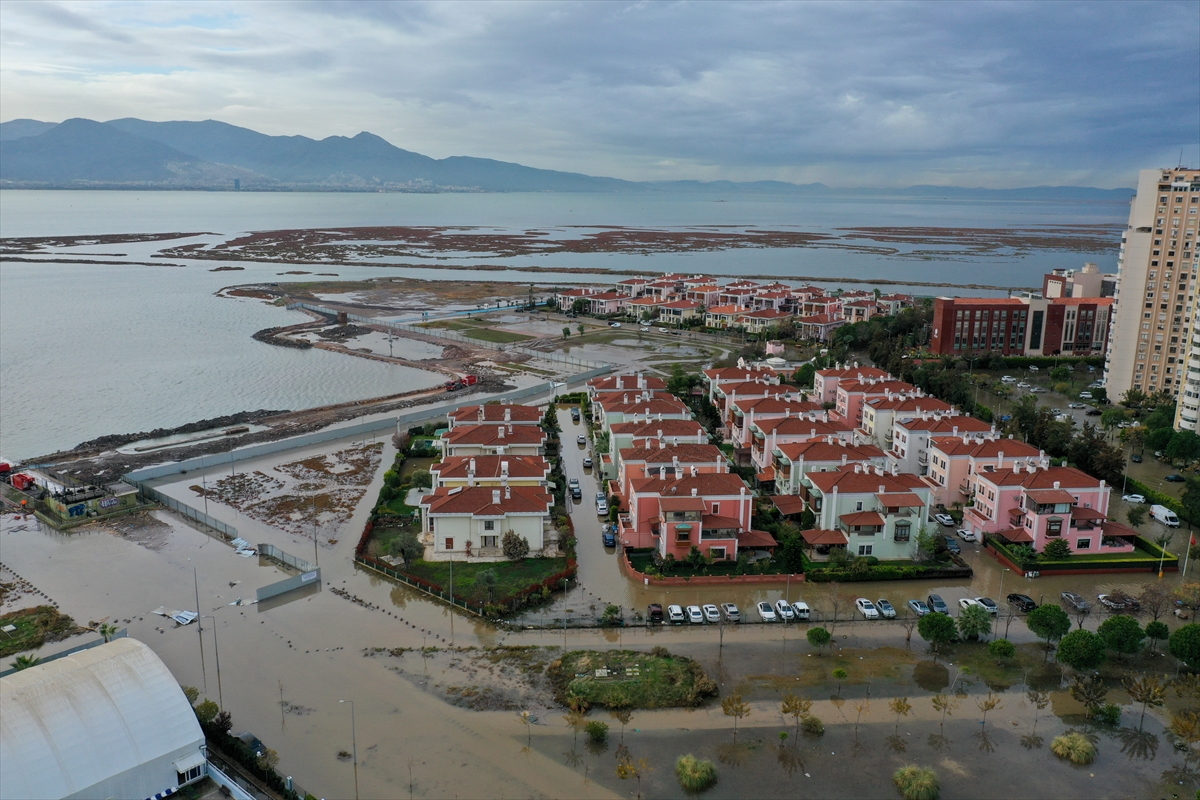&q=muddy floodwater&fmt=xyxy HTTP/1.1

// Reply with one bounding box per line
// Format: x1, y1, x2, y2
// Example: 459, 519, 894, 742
3, 423, 1197, 798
